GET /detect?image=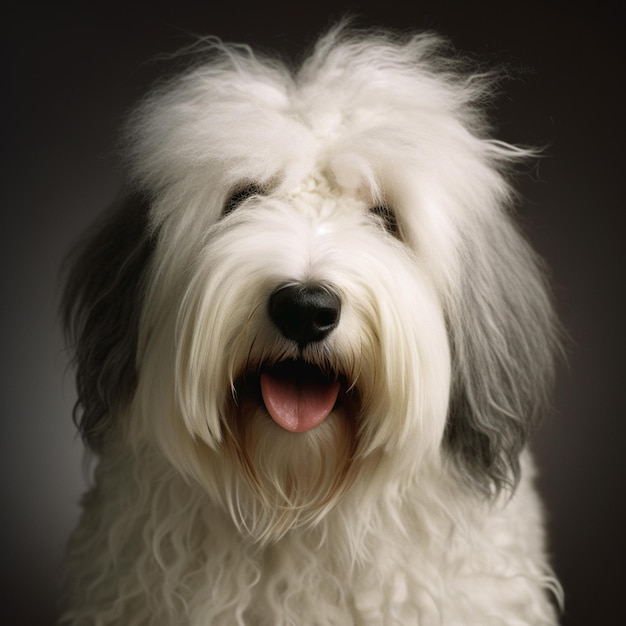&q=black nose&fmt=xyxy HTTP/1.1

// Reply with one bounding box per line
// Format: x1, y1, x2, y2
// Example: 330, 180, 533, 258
268, 283, 341, 346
